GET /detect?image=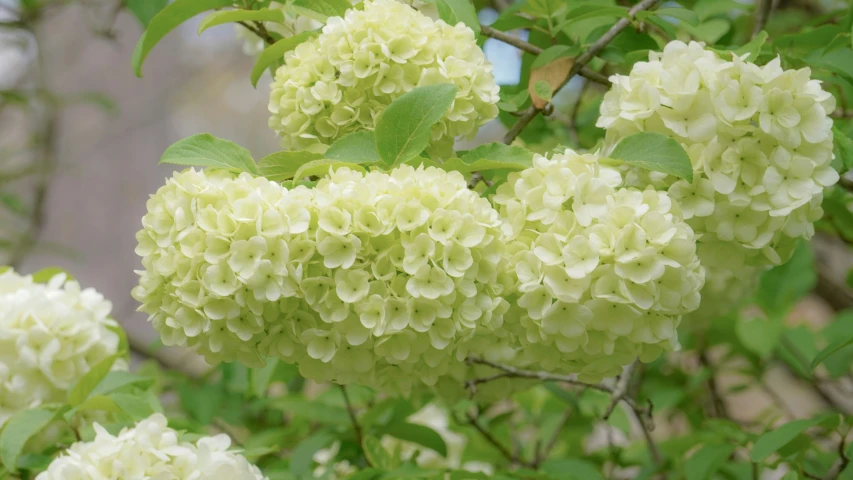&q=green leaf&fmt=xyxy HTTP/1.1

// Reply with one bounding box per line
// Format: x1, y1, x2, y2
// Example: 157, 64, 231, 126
292, 159, 366, 185
682, 19, 730, 44
90, 371, 155, 398
132, 0, 233, 77
325, 131, 381, 164
111, 393, 156, 420
439, 157, 531, 175
363, 435, 395, 469
126, 0, 168, 27
272, 398, 351, 425
751, 418, 824, 461
460, 143, 534, 166
834, 125, 853, 173
68, 354, 120, 406
540, 459, 603, 480
756, 240, 815, 317
735, 30, 768, 61
160, 133, 259, 175
375, 84, 458, 166
250, 358, 280, 397
609, 132, 693, 182
30, 267, 74, 284
533, 80, 553, 102
736, 317, 782, 359
0, 408, 58, 470
685, 443, 737, 480
65, 395, 122, 421
251, 30, 319, 87
641, 7, 699, 26
290, 431, 336, 476
0, 193, 26, 215
557, 4, 627, 30
291, 0, 351, 21
531, 45, 580, 70
257, 150, 324, 182
383, 422, 448, 457
693, 0, 751, 21
424, 0, 480, 33
198, 9, 286, 34
820, 311, 853, 377
811, 331, 853, 371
